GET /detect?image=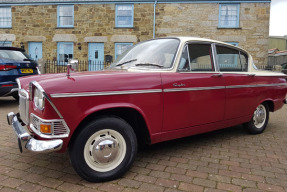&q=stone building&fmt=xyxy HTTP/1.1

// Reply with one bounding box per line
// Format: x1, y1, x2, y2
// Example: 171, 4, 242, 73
0, 0, 270, 69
